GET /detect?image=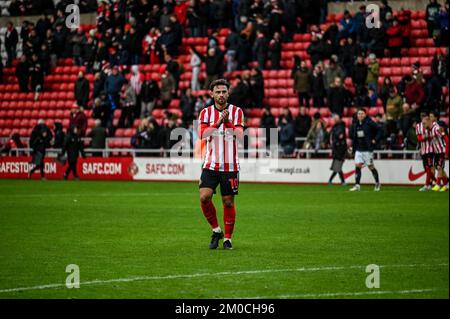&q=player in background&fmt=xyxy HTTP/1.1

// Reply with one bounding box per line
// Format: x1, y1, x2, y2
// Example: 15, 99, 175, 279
198, 79, 244, 250
429, 111, 448, 192
416, 113, 436, 191
349, 108, 382, 192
